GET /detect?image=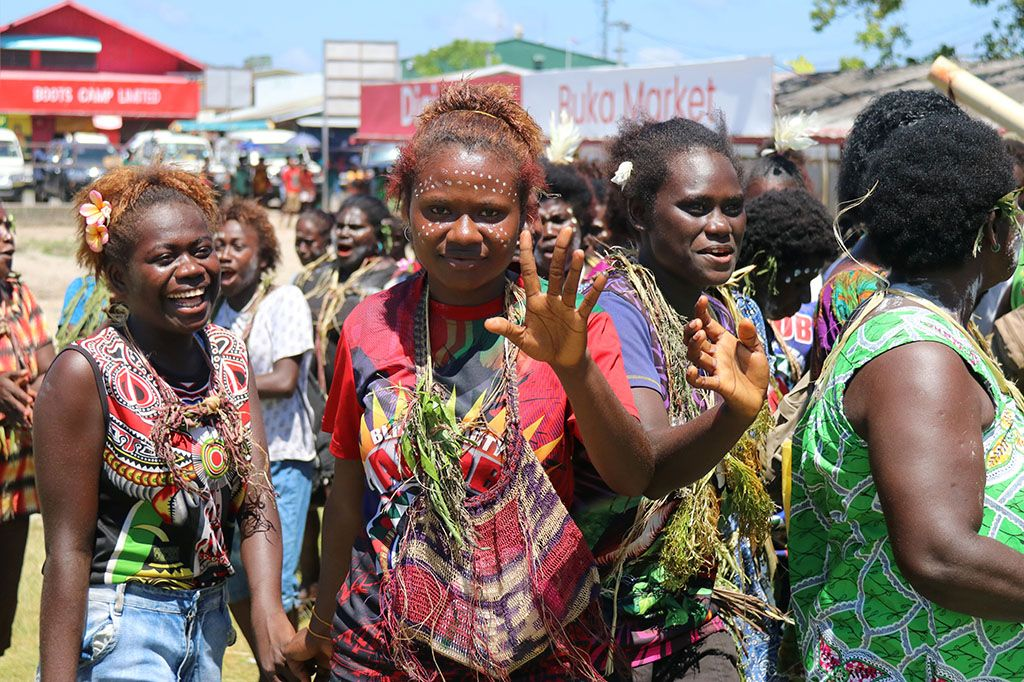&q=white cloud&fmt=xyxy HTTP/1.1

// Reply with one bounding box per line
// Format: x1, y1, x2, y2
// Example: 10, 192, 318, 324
634, 46, 686, 65
277, 46, 320, 73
